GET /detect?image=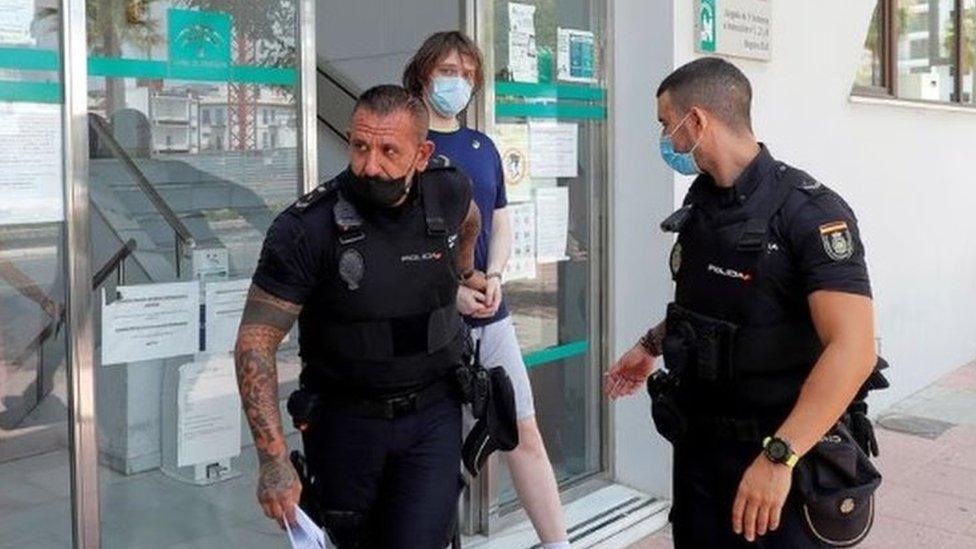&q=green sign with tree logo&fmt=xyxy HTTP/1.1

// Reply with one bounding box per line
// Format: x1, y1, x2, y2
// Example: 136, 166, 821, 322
168, 8, 232, 69
699, 0, 717, 53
